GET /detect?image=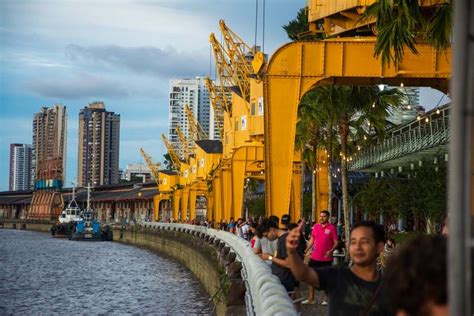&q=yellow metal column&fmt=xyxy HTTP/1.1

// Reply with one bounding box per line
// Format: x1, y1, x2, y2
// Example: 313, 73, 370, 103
206, 194, 214, 222
213, 173, 222, 223
221, 166, 232, 221
181, 188, 190, 220
316, 149, 329, 219
189, 189, 197, 220
172, 190, 181, 221
153, 194, 161, 222
231, 148, 247, 220
290, 166, 302, 223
